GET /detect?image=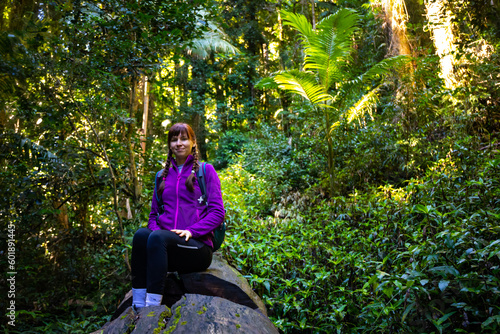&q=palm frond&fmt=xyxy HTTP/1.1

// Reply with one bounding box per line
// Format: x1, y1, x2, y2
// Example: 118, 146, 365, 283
304, 9, 360, 90
274, 70, 332, 105
304, 47, 349, 89
341, 55, 409, 95
187, 30, 240, 59
317, 9, 359, 49
358, 55, 409, 84
281, 10, 314, 47
185, 9, 239, 59
344, 84, 382, 125
255, 76, 279, 90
